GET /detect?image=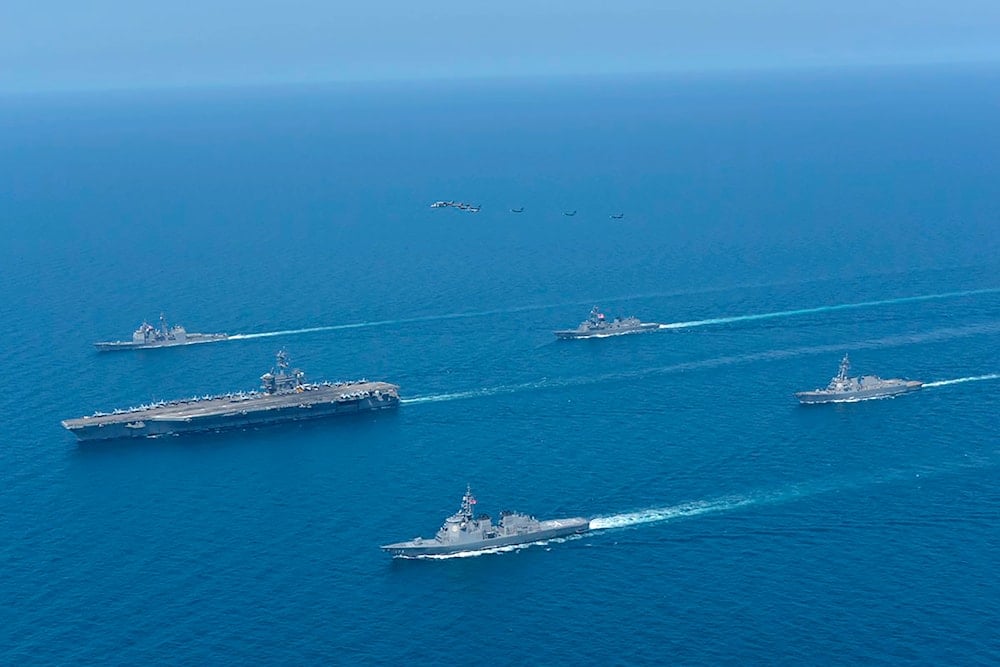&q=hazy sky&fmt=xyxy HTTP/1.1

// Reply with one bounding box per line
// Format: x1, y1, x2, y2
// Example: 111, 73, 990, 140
2, 1, 1000, 92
